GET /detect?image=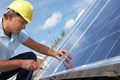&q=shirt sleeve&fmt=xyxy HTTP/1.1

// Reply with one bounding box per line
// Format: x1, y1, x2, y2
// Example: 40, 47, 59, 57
19, 30, 29, 43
